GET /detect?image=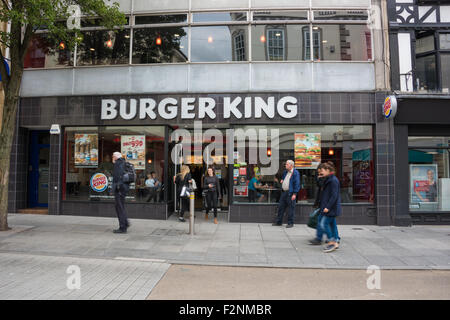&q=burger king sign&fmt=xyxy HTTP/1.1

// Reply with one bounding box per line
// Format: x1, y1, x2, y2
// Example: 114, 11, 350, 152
90, 173, 108, 192
383, 95, 397, 119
